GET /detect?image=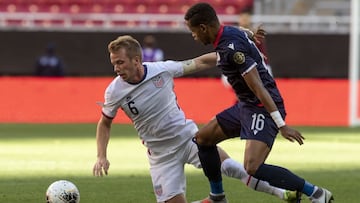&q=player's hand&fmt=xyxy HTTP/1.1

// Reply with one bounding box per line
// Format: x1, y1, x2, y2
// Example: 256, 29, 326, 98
239, 25, 266, 45
279, 125, 305, 145
93, 157, 110, 176
253, 25, 266, 44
